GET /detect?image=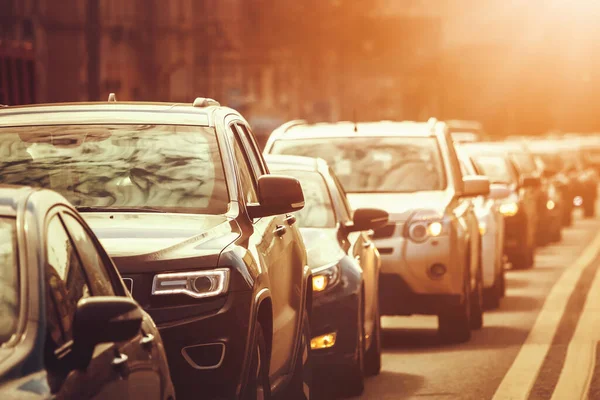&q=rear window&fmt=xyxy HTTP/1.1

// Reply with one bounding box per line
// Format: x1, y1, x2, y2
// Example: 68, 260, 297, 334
0, 218, 18, 345
269, 169, 336, 228
0, 125, 229, 214
270, 136, 447, 193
